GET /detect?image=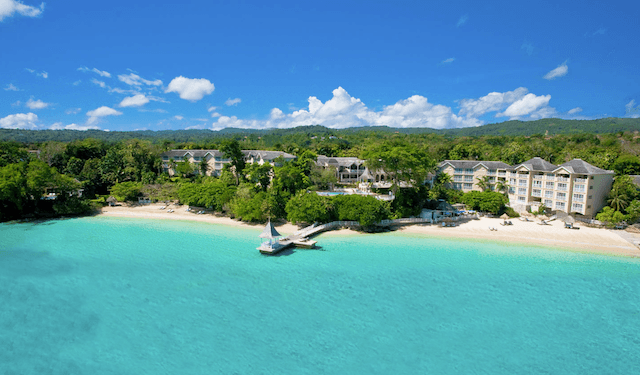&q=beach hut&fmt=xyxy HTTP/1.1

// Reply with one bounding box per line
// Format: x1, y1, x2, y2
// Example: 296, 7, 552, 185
106, 196, 117, 207
259, 220, 282, 250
